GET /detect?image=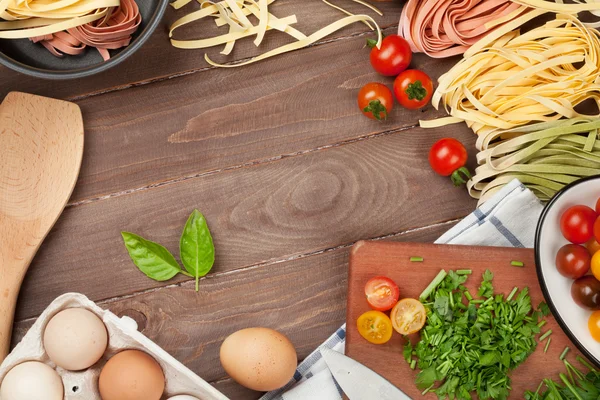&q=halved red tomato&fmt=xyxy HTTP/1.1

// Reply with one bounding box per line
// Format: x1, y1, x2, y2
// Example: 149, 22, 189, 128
365, 276, 400, 311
